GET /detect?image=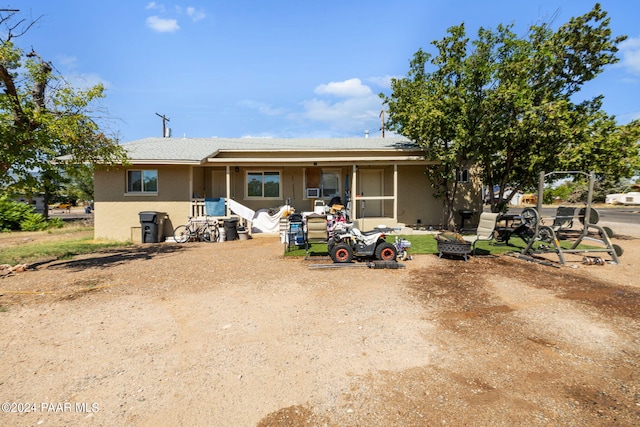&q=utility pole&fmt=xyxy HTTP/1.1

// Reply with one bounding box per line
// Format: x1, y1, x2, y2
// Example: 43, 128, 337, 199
155, 113, 170, 138
379, 110, 385, 138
